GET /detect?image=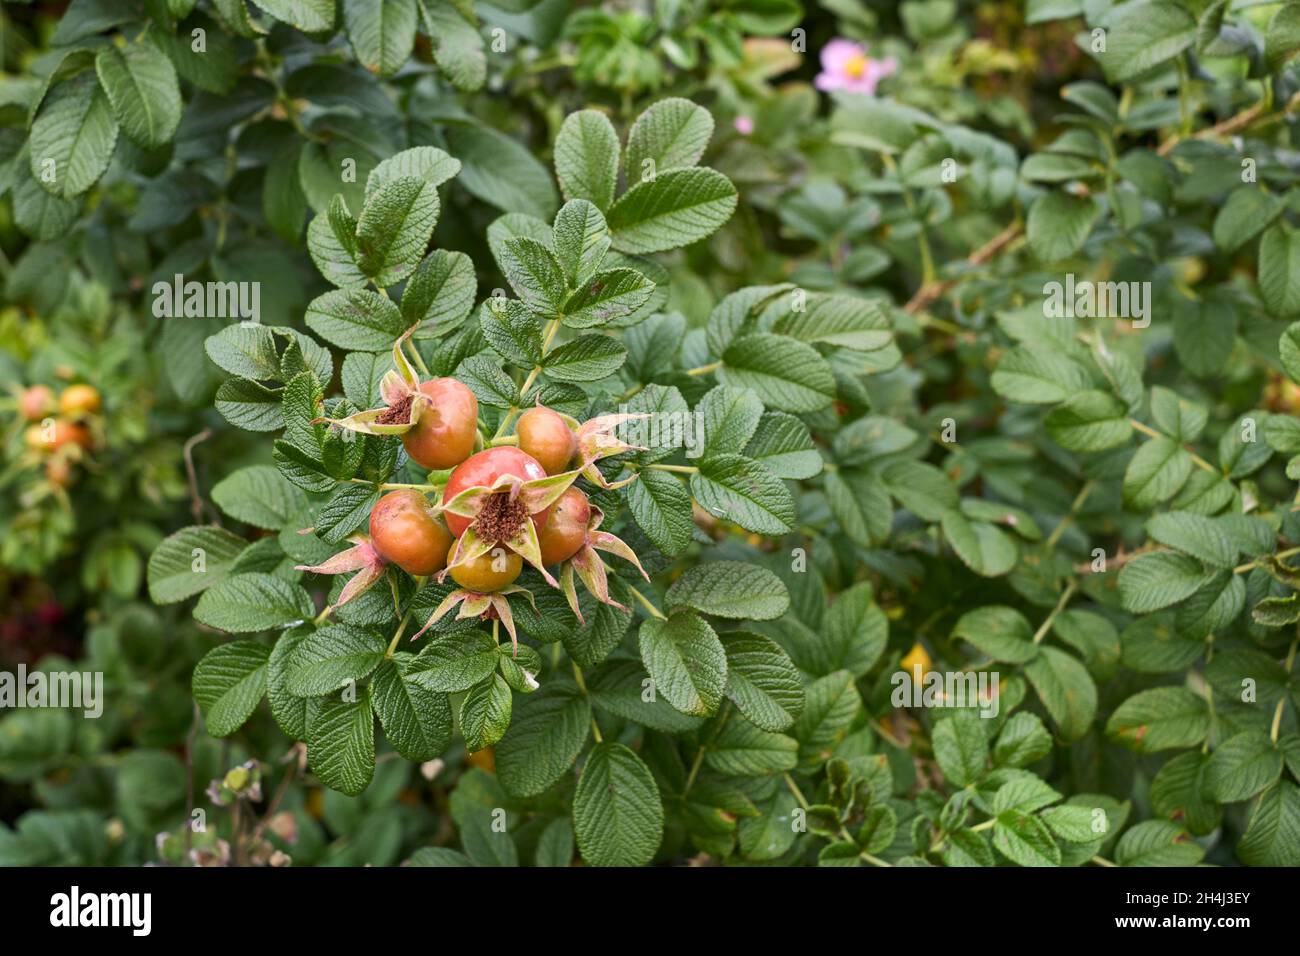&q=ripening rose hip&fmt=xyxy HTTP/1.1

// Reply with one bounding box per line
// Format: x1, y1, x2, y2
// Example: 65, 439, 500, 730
401, 378, 478, 470
19, 385, 54, 421
537, 486, 591, 566
449, 548, 523, 592
442, 447, 552, 537
25, 420, 91, 452
516, 406, 576, 475
59, 384, 101, 417
368, 490, 453, 575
